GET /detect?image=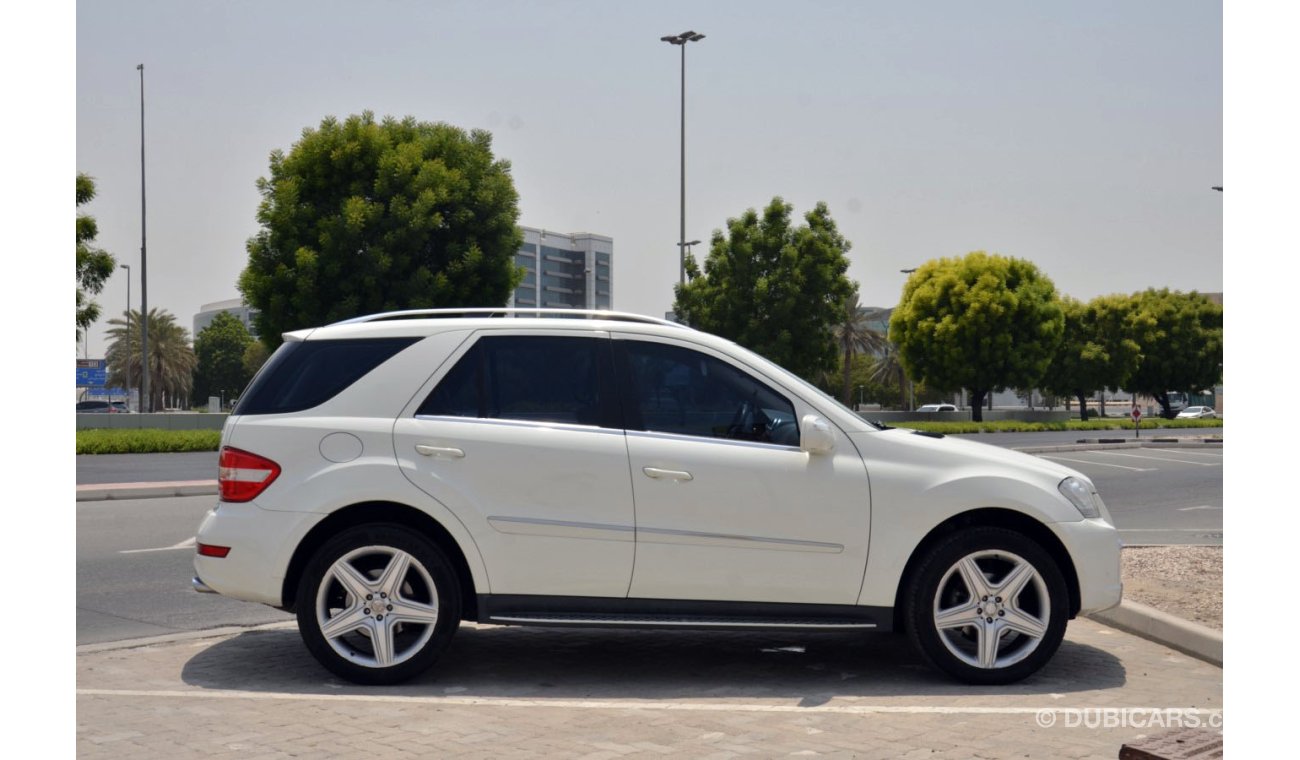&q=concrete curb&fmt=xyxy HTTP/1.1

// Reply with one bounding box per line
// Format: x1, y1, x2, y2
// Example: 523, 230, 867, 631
76, 481, 218, 502
1087, 600, 1222, 667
